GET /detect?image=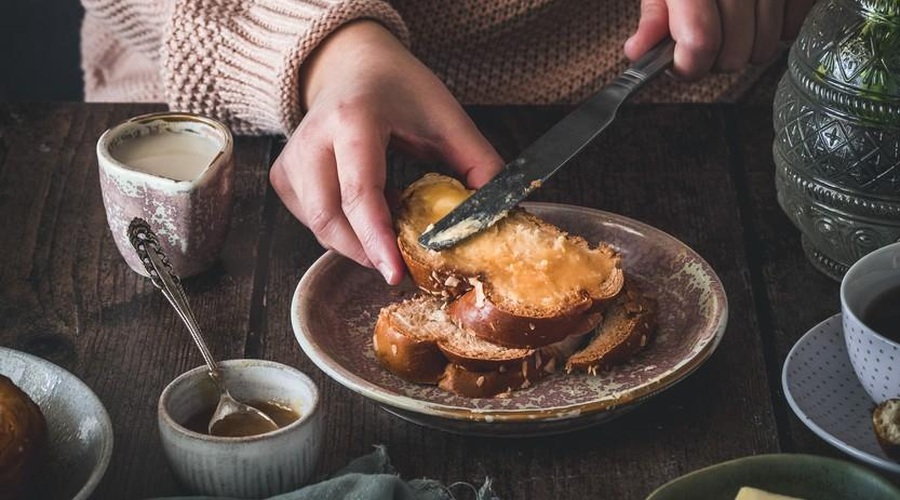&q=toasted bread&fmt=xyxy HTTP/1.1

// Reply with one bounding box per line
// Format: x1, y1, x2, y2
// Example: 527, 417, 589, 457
873, 398, 900, 461
397, 173, 623, 348
565, 286, 656, 375
373, 295, 585, 397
